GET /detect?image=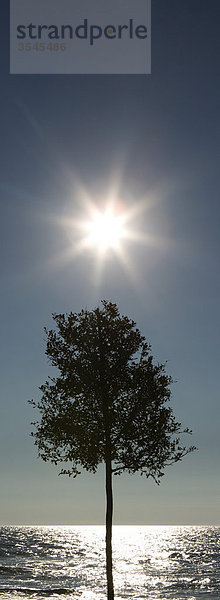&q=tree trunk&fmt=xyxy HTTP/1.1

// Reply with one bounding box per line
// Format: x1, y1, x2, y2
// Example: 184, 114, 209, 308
96, 311, 114, 599
105, 456, 114, 600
